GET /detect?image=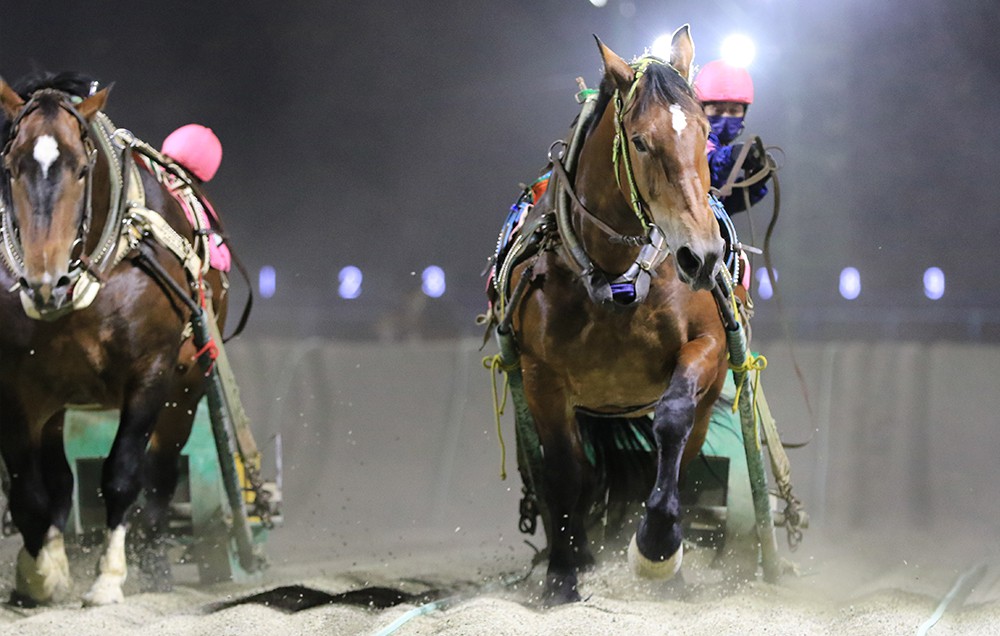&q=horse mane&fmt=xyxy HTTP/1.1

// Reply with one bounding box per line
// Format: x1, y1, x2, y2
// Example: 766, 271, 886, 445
632, 59, 699, 114
584, 58, 698, 137
11, 70, 97, 99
